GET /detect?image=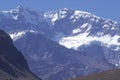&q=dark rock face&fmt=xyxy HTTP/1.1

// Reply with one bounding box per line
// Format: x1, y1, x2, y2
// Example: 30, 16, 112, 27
0, 29, 41, 80
0, 29, 29, 70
